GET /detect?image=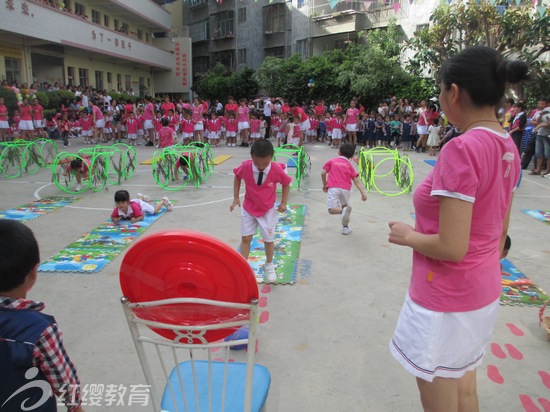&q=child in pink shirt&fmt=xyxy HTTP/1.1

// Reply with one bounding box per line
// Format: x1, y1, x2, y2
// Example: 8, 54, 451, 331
126, 112, 138, 146
111, 190, 172, 224
230, 140, 291, 282
208, 112, 221, 147
321, 143, 367, 235
225, 112, 238, 147
249, 113, 261, 145
158, 118, 176, 148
